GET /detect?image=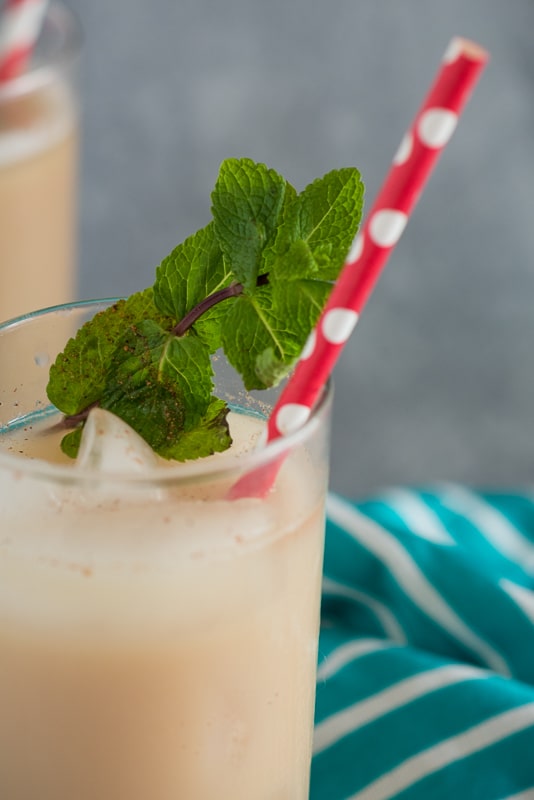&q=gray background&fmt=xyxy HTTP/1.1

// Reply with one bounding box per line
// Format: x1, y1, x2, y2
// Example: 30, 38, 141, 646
68, 0, 534, 497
